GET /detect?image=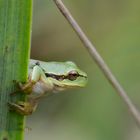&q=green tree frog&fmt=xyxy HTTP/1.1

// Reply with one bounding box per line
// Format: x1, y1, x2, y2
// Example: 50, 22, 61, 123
8, 59, 87, 115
